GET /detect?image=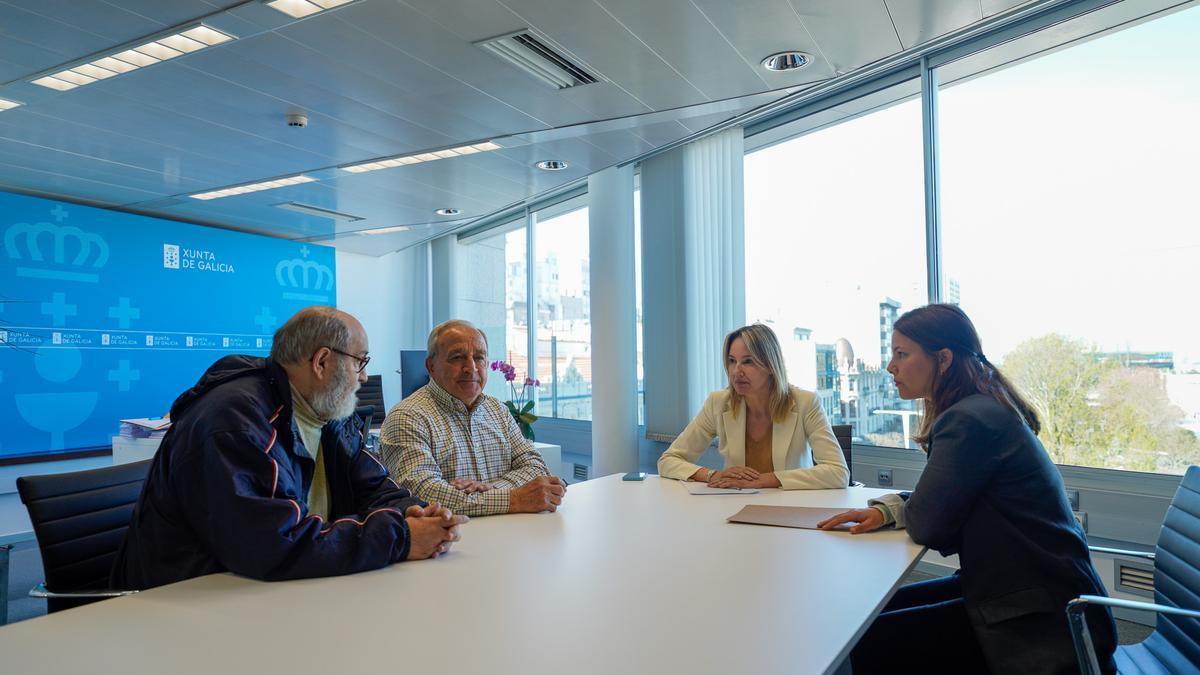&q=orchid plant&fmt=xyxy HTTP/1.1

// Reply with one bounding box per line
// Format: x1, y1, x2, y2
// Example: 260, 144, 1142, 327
490, 360, 540, 440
